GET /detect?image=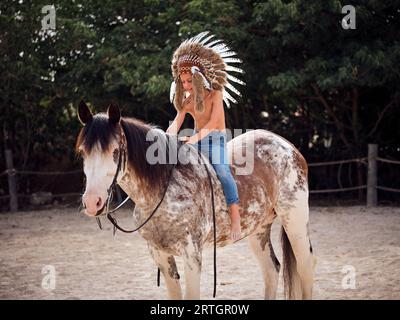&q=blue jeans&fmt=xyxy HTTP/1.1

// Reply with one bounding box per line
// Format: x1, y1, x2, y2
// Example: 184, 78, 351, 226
192, 130, 239, 206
